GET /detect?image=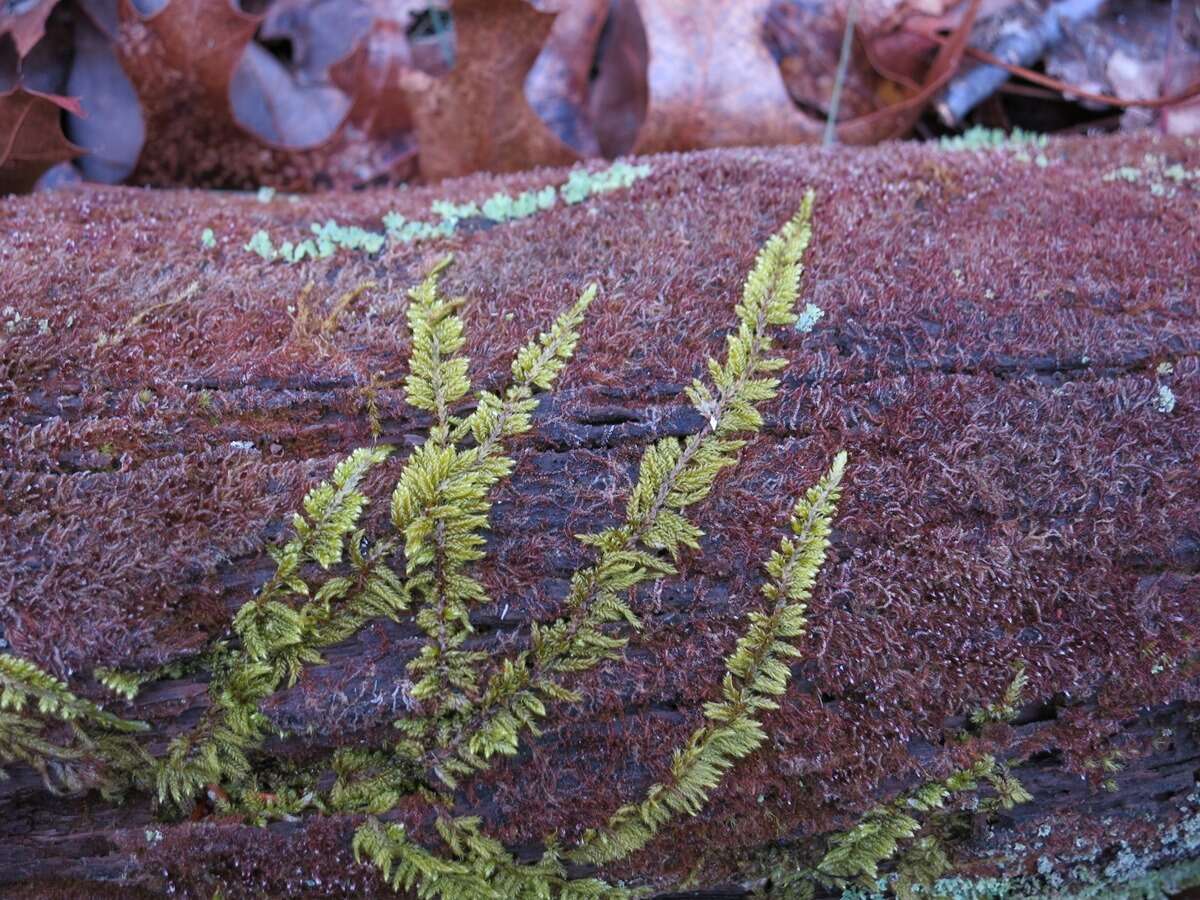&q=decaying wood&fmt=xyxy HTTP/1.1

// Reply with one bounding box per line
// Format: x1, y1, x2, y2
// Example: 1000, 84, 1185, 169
1, 135, 1198, 897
